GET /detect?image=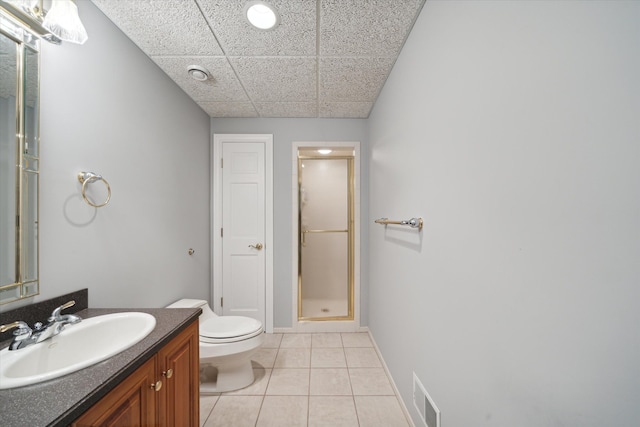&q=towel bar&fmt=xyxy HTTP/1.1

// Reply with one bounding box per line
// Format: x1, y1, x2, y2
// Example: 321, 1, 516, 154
375, 217, 423, 231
